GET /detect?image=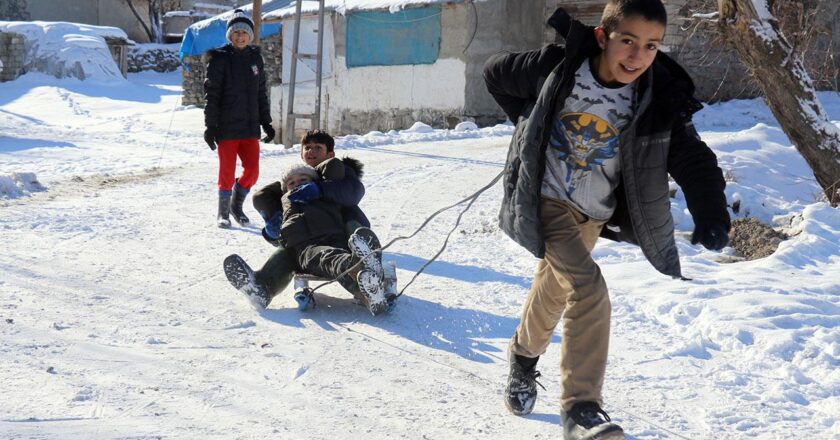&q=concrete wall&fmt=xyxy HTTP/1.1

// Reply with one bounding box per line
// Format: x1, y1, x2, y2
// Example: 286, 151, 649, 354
0, 32, 26, 82
21, 0, 99, 24
23, 0, 153, 43
279, 8, 469, 137
664, 0, 760, 102
278, 3, 538, 137
465, 0, 549, 125
330, 5, 470, 134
